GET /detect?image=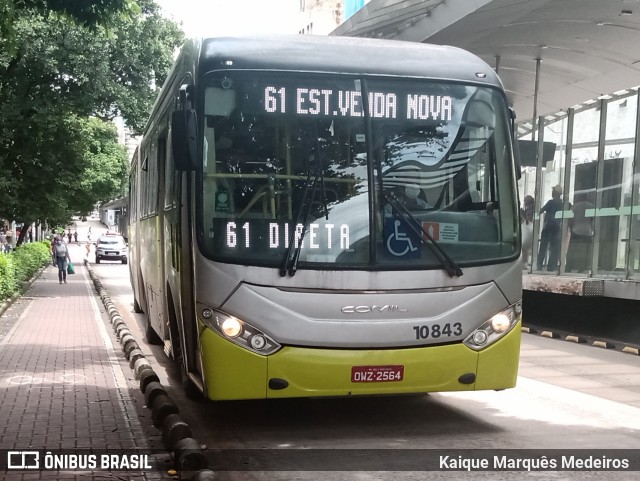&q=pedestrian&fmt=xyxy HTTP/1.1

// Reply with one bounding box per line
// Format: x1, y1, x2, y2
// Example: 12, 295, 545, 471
52, 236, 71, 284
50, 234, 57, 257
73, 230, 78, 243
521, 195, 535, 267
5, 228, 14, 252
0, 229, 7, 253
537, 185, 564, 272
67, 230, 73, 244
